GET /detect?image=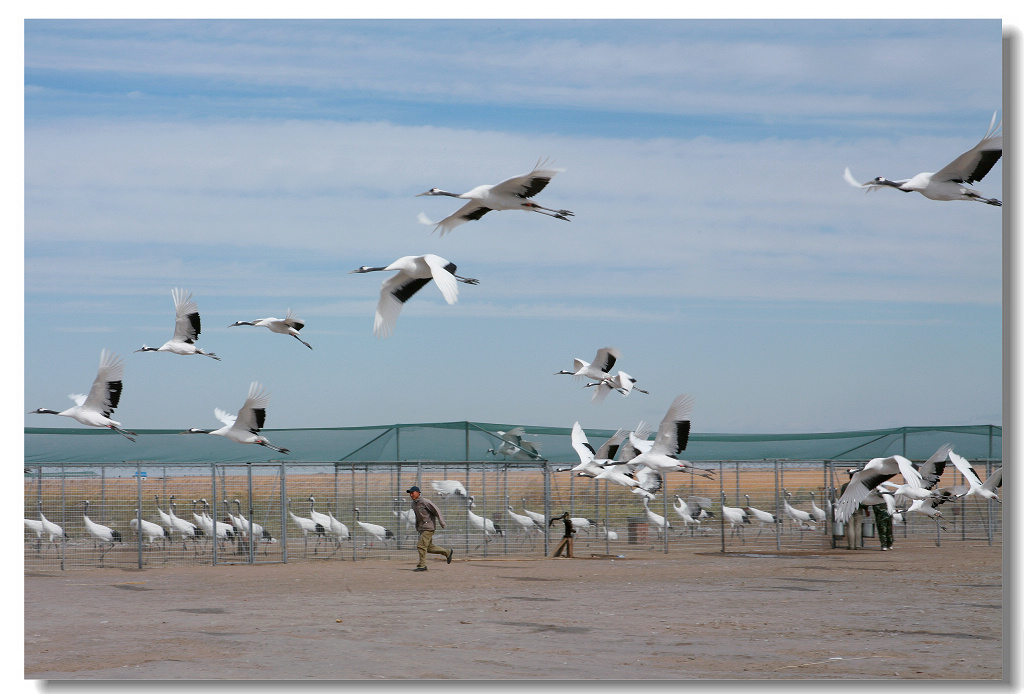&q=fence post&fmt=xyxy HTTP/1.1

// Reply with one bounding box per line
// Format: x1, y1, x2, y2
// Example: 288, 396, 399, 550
719, 489, 726, 554
136, 462, 144, 570
774, 460, 782, 552
211, 464, 218, 566
280, 462, 288, 564
661, 487, 669, 554
543, 463, 551, 556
